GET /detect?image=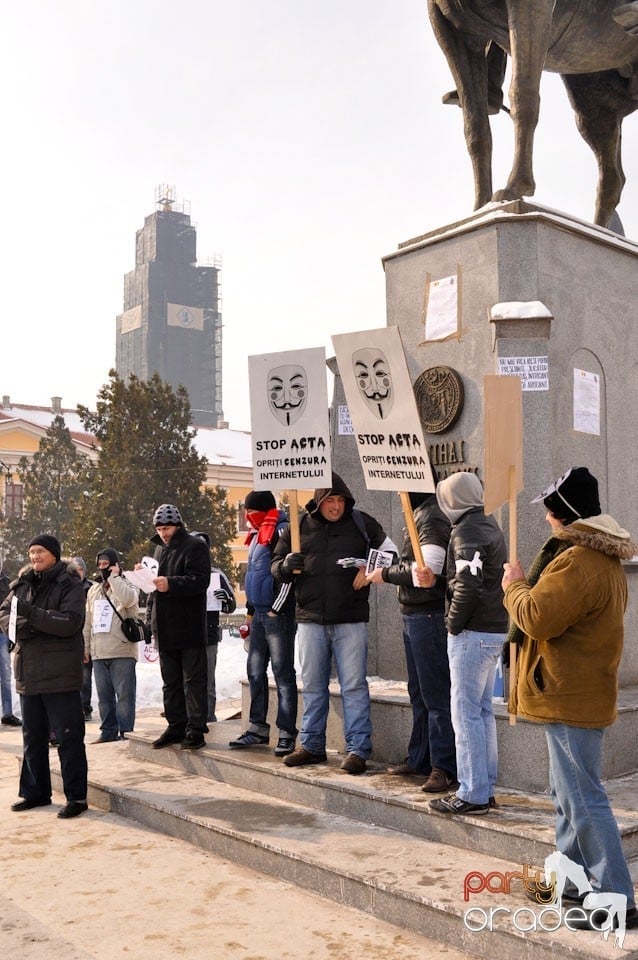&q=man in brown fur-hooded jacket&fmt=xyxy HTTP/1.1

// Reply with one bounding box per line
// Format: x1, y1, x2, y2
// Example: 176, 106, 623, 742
502, 467, 638, 928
